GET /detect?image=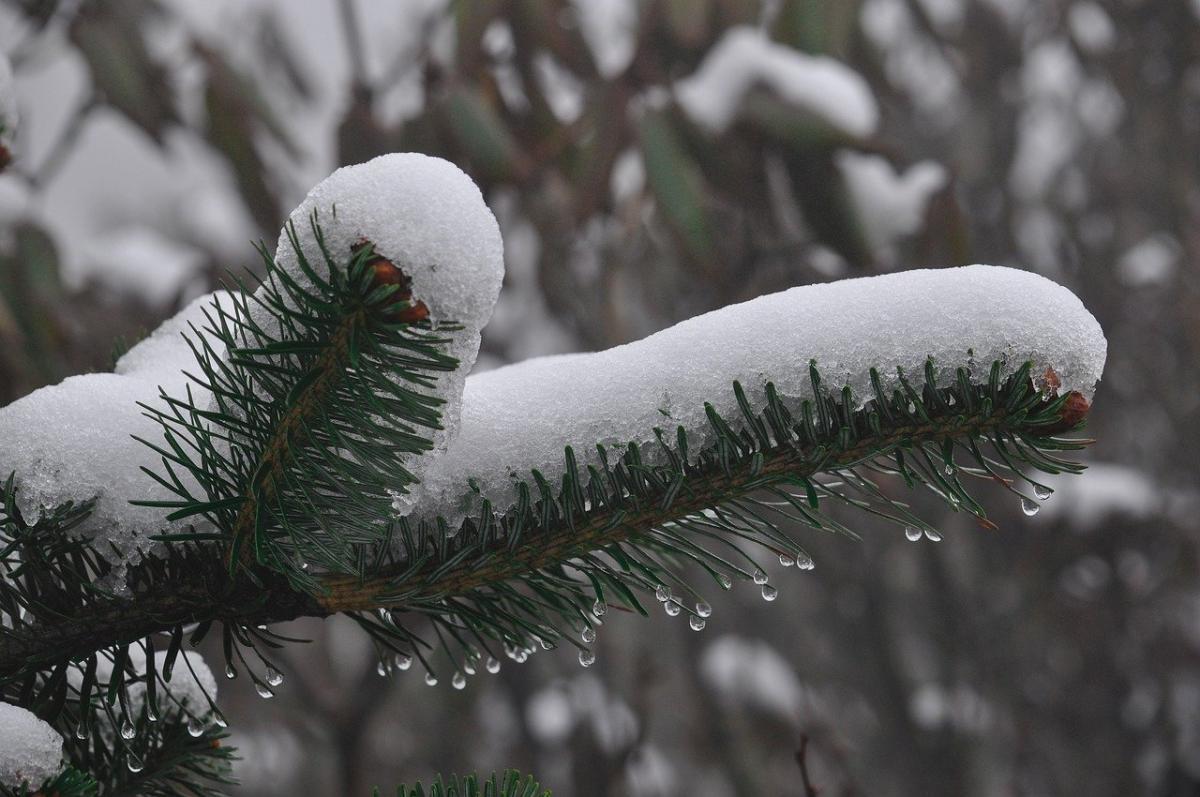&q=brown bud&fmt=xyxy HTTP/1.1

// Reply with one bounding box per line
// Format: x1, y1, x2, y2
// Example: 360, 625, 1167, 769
351, 240, 430, 322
